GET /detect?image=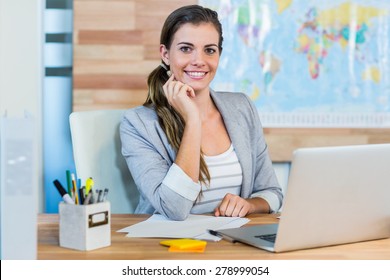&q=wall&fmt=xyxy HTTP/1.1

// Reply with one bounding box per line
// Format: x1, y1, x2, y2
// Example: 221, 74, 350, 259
43, 0, 76, 213
71, 0, 292, 193
73, 0, 197, 111
73, 0, 390, 162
